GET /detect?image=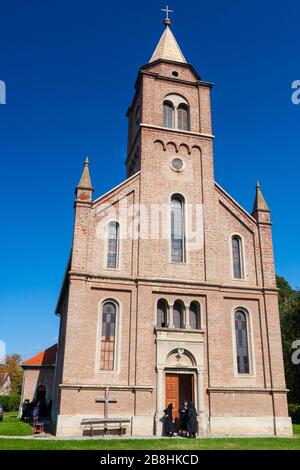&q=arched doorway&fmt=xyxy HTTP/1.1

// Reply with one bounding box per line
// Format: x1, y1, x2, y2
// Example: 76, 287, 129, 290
155, 346, 207, 435
36, 384, 46, 401
164, 350, 196, 419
